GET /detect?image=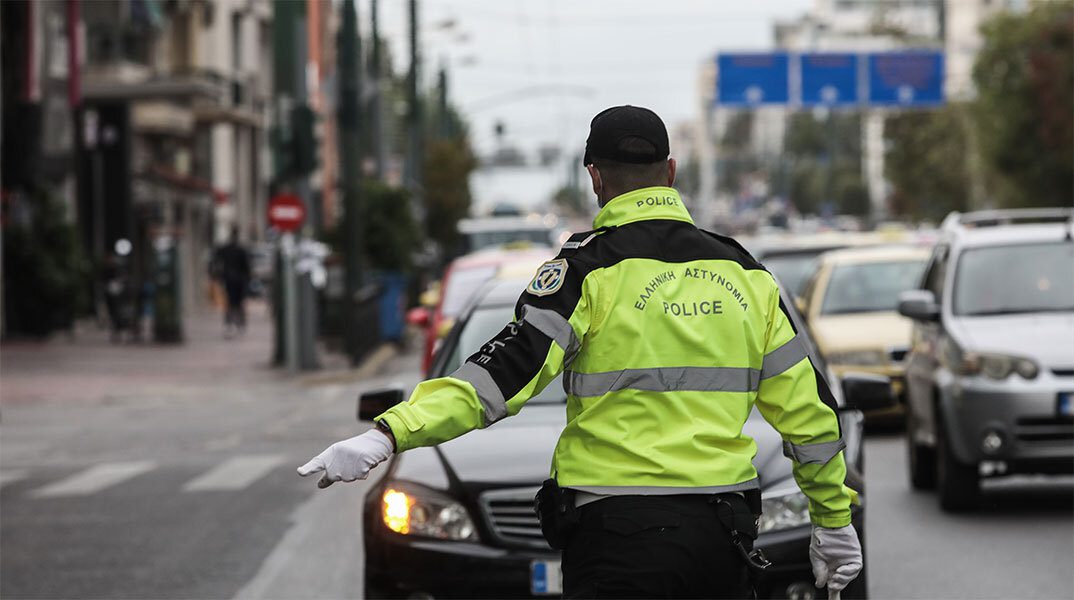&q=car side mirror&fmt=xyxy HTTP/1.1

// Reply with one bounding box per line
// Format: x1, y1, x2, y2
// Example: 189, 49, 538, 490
357, 388, 406, 422
897, 290, 940, 322
406, 306, 430, 328
840, 373, 896, 412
